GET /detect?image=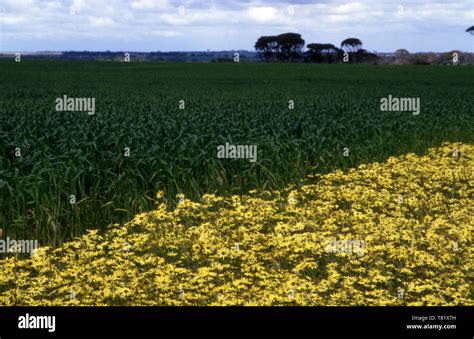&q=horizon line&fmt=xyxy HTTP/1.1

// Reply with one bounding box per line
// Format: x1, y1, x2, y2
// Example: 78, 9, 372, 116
1, 49, 472, 54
